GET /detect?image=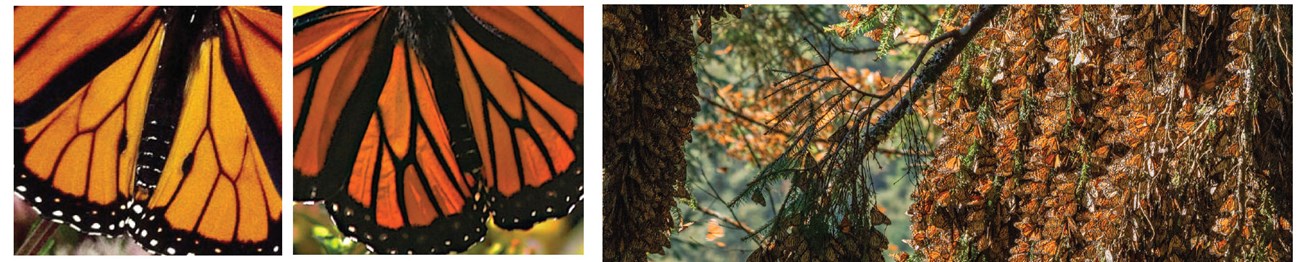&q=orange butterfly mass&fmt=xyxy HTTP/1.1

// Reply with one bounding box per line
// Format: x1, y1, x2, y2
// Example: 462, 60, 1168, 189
292, 6, 583, 254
